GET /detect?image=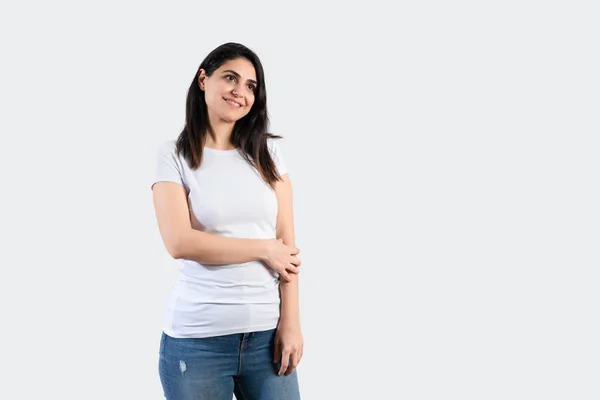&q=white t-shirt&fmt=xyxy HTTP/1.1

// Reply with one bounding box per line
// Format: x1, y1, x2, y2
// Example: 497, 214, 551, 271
151, 138, 288, 338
